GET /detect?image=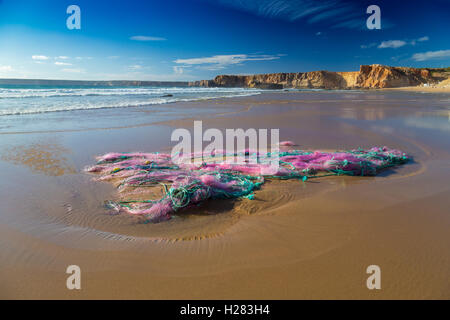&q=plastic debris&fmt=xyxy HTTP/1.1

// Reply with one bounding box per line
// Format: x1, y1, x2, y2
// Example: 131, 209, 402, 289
85, 146, 410, 223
